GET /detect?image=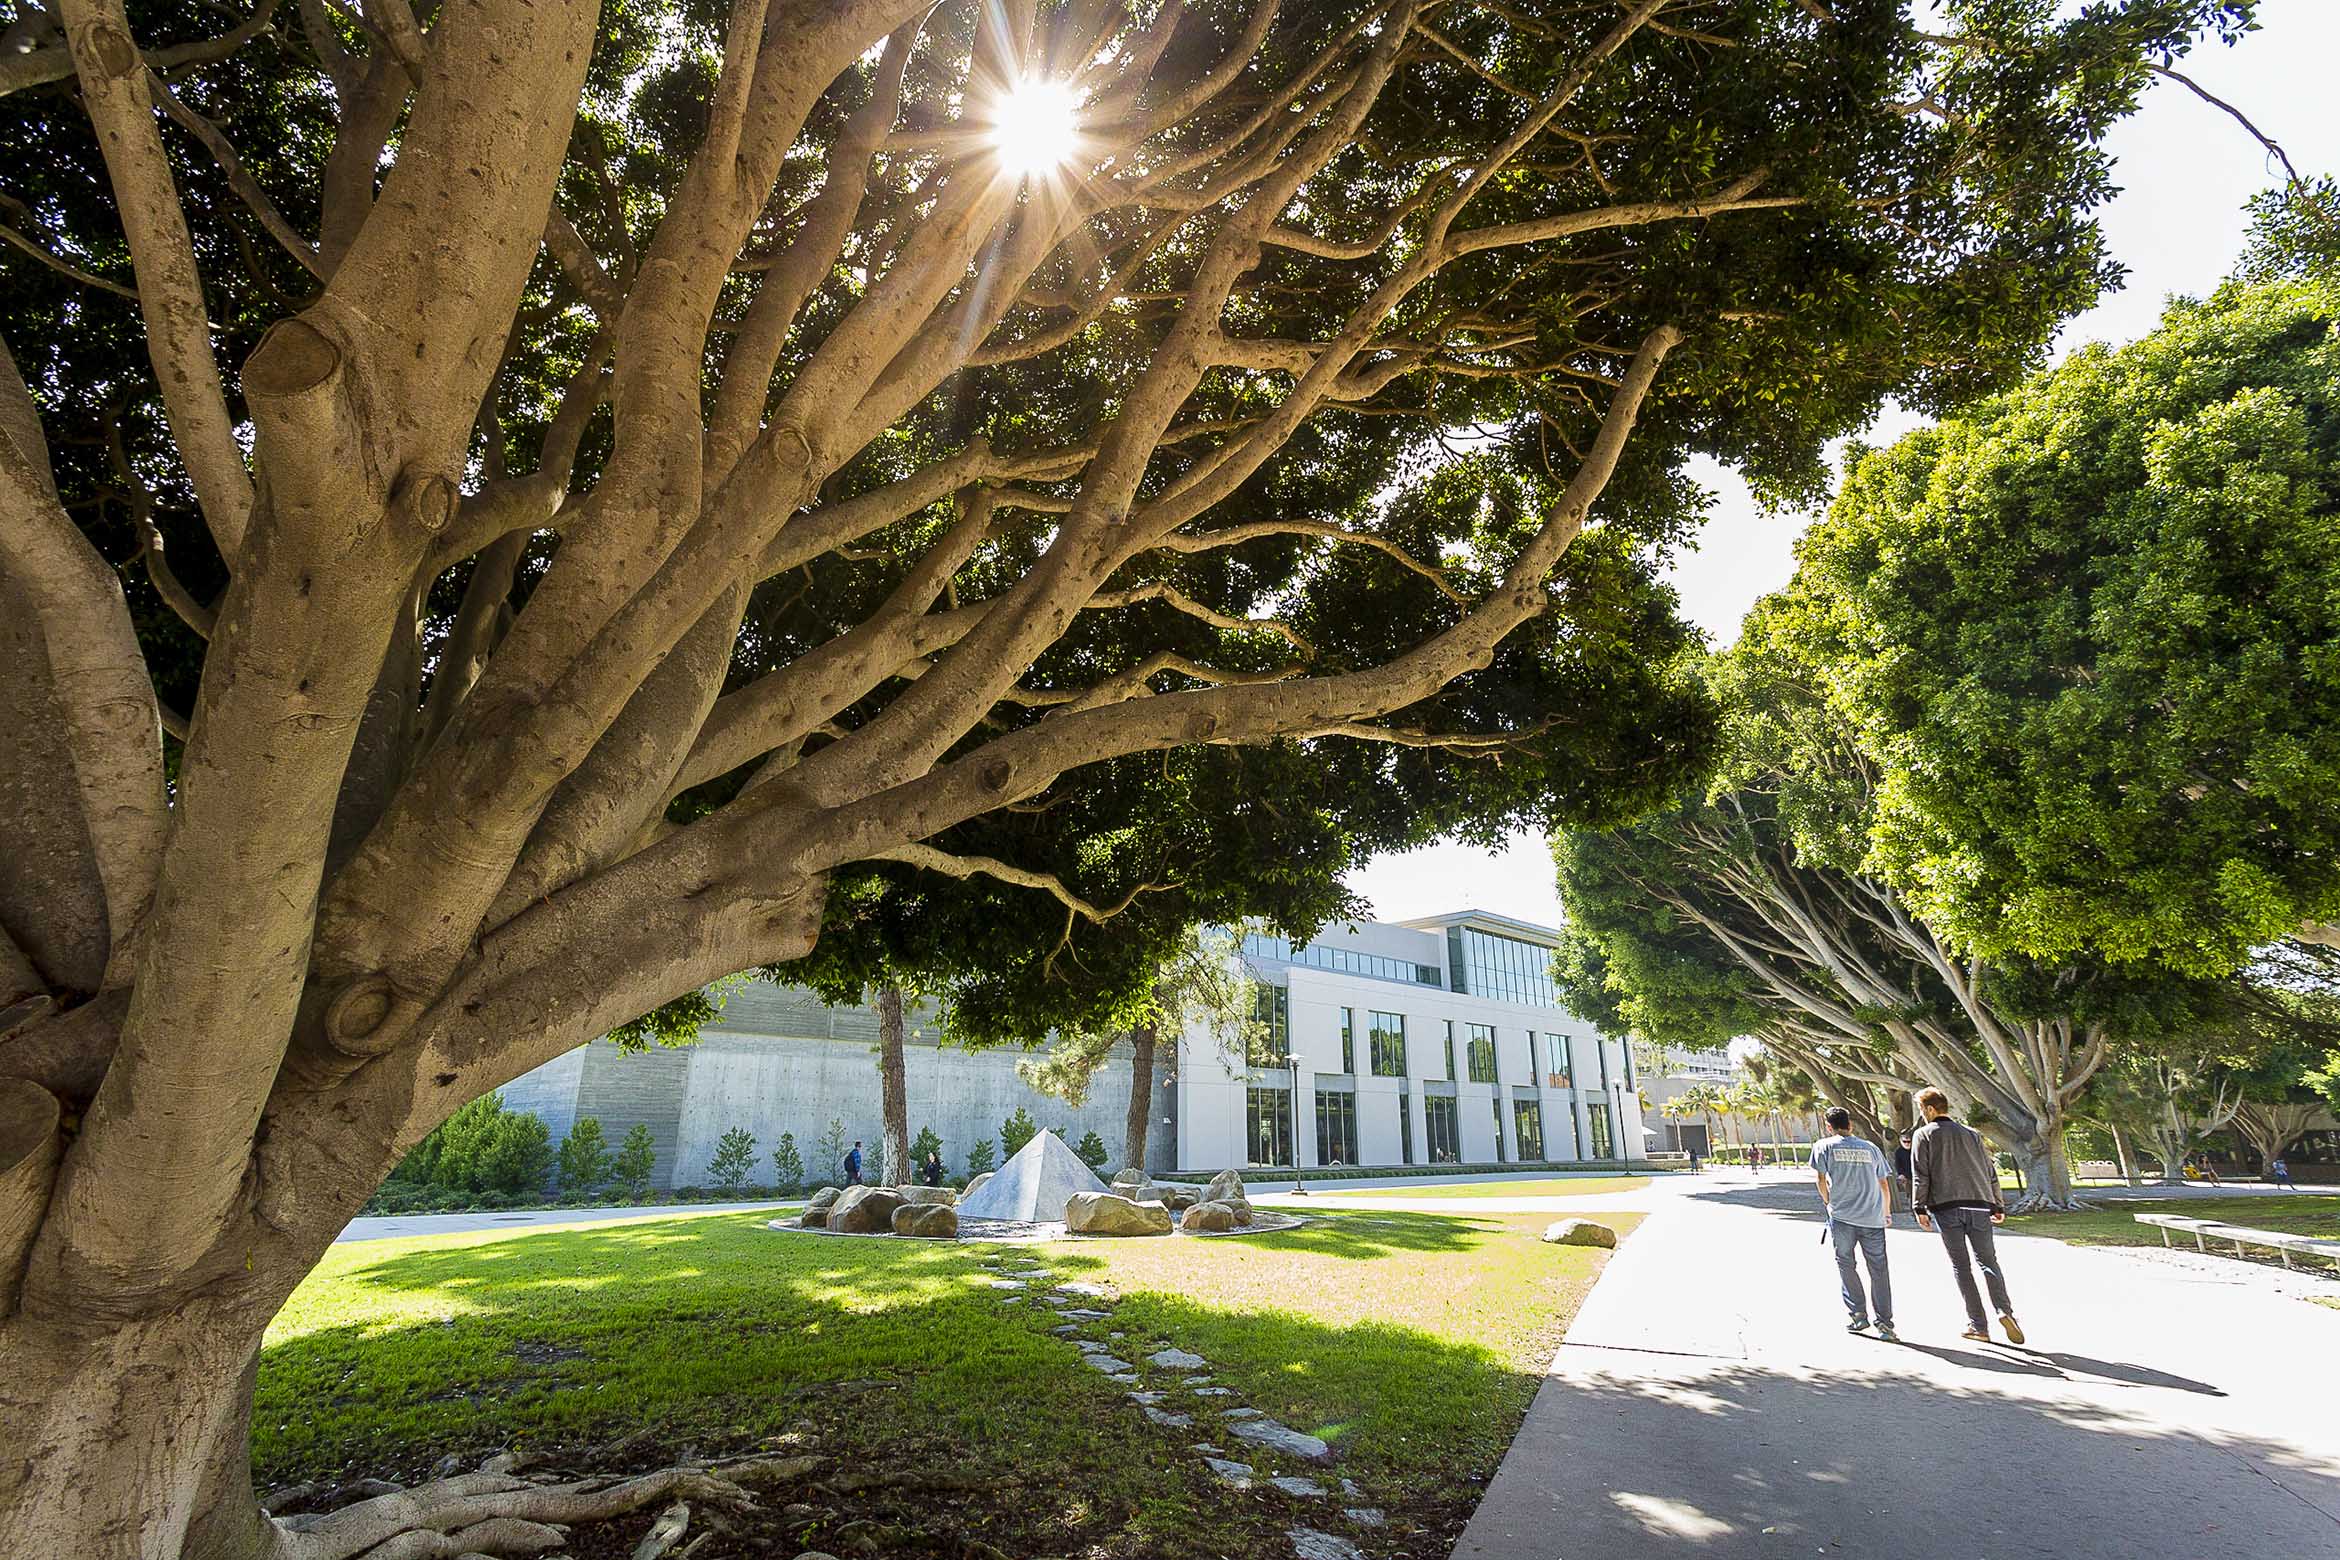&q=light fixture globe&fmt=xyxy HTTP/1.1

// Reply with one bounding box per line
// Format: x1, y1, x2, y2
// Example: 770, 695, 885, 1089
990, 77, 1081, 179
